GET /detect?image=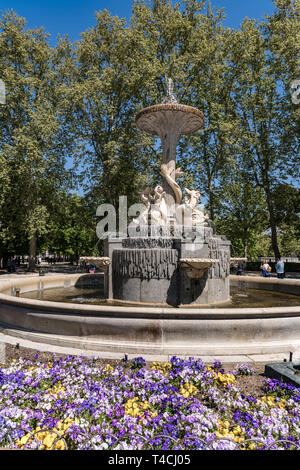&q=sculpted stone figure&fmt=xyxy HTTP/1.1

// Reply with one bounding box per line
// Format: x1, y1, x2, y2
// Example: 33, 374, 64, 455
132, 186, 152, 226
133, 164, 210, 228
176, 187, 210, 227
162, 76, 178, 104
132, 185, 168, 226
149, 185, 168, 225
160, 163, 184, 205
